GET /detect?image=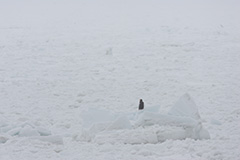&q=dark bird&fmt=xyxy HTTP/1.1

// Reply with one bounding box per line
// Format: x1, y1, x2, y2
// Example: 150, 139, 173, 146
139, 99, 144, 110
